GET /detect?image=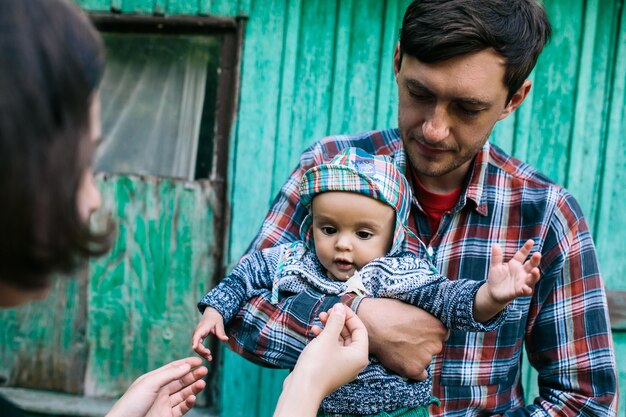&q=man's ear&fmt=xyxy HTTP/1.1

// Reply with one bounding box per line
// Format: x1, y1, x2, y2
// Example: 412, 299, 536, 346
498, 80, 532, 120
393, 42, 401, 77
